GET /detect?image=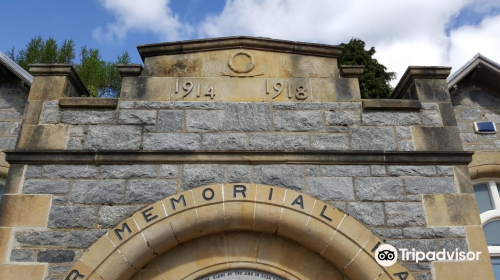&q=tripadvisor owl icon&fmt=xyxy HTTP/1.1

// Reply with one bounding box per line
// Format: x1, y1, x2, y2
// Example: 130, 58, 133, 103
375, 244, 398, 267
